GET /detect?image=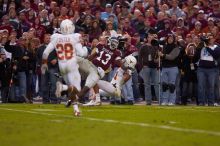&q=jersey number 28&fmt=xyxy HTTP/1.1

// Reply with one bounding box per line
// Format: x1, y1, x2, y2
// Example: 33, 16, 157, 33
56, 43, 74, 60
